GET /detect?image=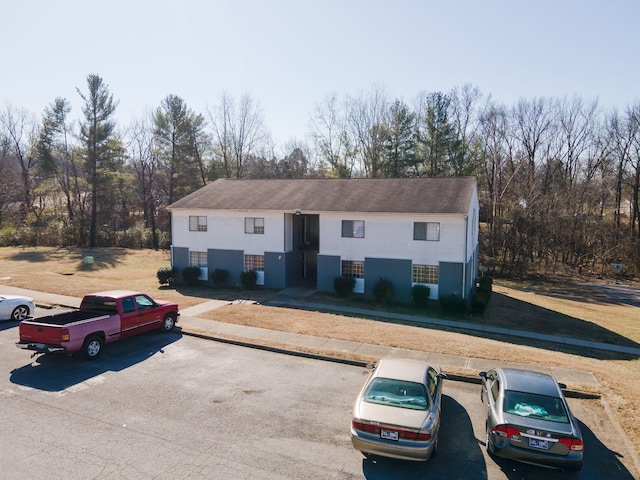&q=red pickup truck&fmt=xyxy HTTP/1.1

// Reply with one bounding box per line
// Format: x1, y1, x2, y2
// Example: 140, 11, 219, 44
16, 290, 180, 360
